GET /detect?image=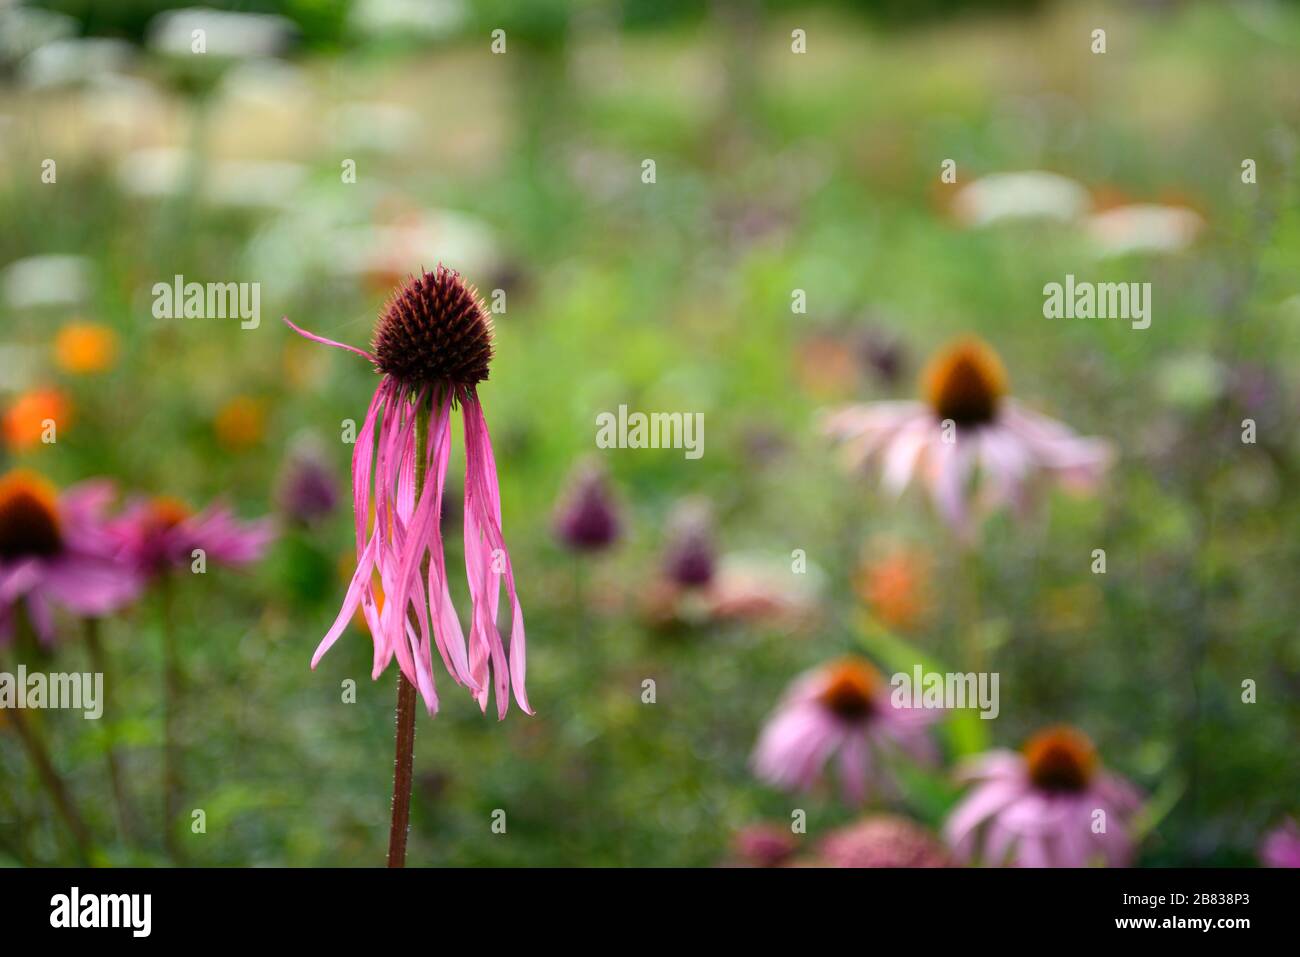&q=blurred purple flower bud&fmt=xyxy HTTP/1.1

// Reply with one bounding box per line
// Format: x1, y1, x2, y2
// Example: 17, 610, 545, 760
853, 326, 906, 386
278, 446, 339, 526
553, 460, 620, 553
662, 500, 715, 588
